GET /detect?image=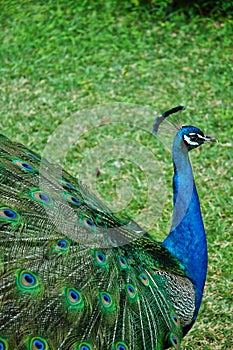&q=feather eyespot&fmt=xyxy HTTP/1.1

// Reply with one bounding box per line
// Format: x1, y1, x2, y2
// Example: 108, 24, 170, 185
29, 189, 53, 206
12, 159, 37, 173
76, 343, 93, 350
2, 209, 17, 219
83, 218, 95, 229
97, 252, 105, 262
170, 334, 180, 349
27, 153, 40, 160
171, 313, 180, 327
126, 284, 137, 299
69, 289, 79, 302
100, 292, 113, 308
114, 342, 129, 350
65, 182, 75, 189
102, 293, 111, 305
53, 239, 70, 254
21, 271, 37, 287
21, 149, 40, 160
22, 163, 33, 170
16, 270, 40, 292
64, 287, 84, 309
38, 193, 50, 202
64, 192, 82, 206
60, 179, 75, 189
94, 251, 107, 267
57, 240, 67, 248
0, 338, 9, 350
119, 257, 128, 269
28, 337, 49, 350
70, 196, 80, 204
68, 289, 80, 303
23, 273, 36, 286
139, 273, 150, 286
0, 207, 20, 223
